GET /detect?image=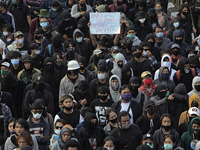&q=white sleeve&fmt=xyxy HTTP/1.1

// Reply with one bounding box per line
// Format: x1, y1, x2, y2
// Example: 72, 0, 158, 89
79, 114, 84, 123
